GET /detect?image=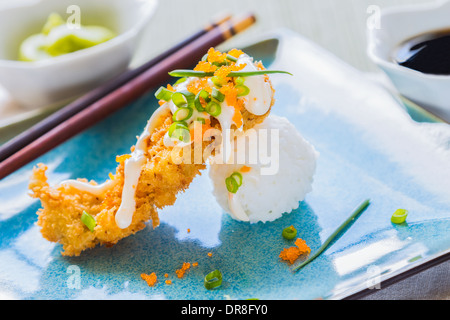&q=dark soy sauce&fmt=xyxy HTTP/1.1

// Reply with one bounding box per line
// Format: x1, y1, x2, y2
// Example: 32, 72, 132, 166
395, 29, 450, 75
